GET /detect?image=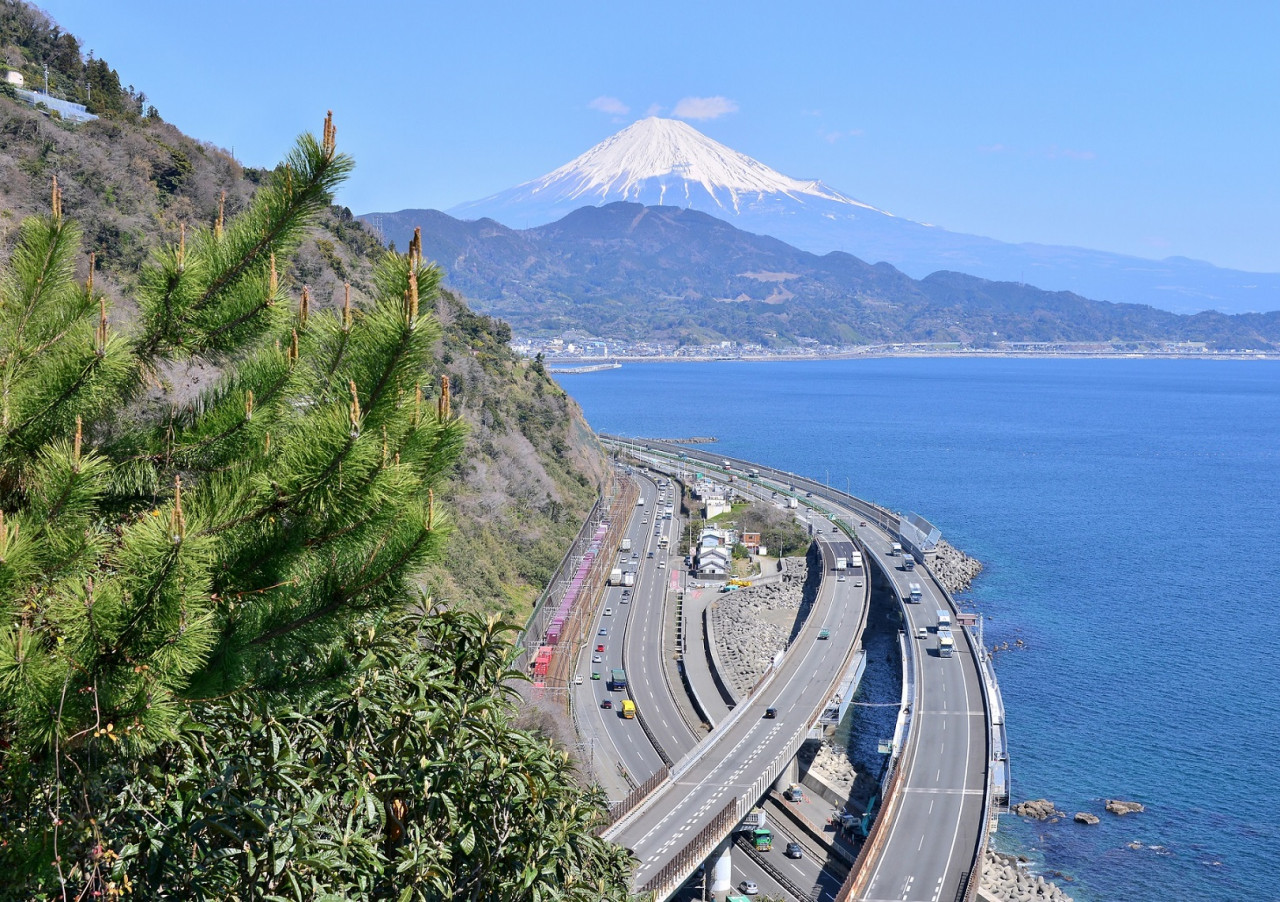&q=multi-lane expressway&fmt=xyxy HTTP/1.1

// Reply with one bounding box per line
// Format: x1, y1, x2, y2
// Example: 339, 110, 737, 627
605, 525, 868, 895
604, 437, 998, 902
570, 471, 697, 795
